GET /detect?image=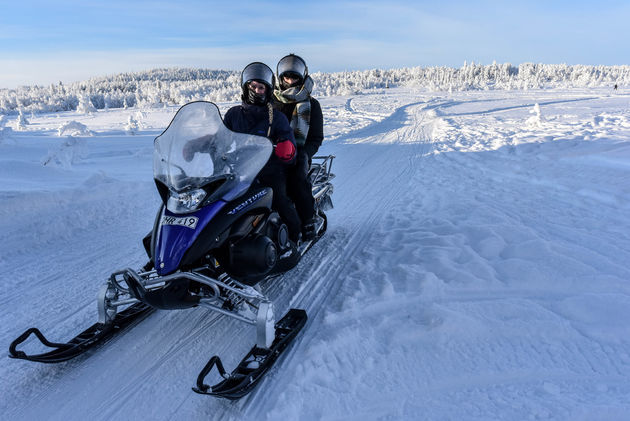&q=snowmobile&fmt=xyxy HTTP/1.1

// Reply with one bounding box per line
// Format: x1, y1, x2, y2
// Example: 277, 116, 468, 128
9, 101, 334, 399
